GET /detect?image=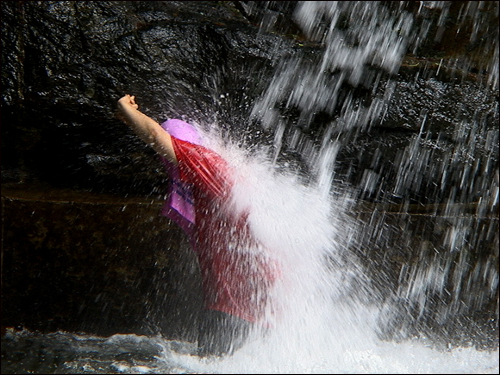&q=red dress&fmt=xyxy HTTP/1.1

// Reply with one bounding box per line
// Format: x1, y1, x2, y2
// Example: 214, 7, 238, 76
171, 136, 277, 323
